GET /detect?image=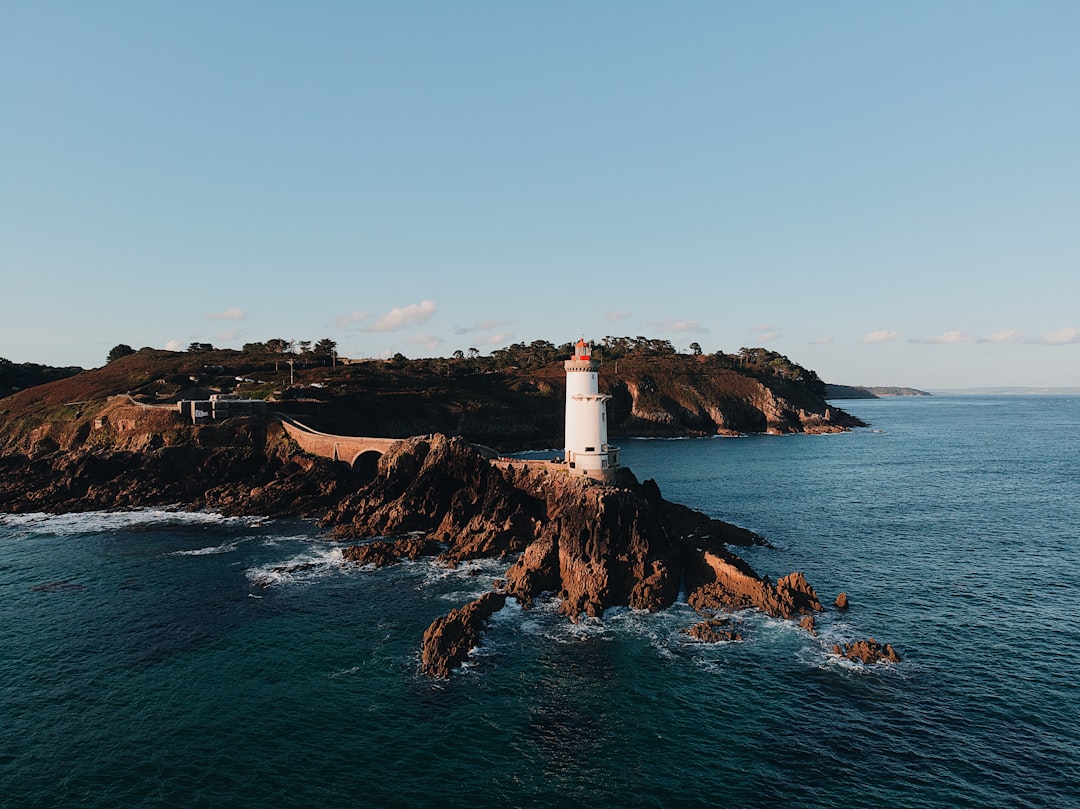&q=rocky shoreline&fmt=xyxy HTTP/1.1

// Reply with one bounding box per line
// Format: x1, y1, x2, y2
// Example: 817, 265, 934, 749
0, 415, 900, 676
315, 433, 900, 675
